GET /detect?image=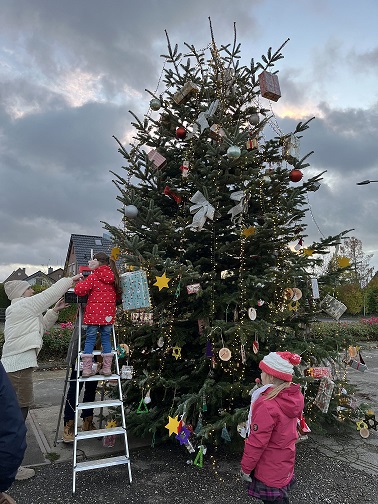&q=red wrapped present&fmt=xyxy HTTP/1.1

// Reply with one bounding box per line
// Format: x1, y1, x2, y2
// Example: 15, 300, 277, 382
246, 138, 258, 151
309, 367, 332, 379
258, 70, 281, 102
